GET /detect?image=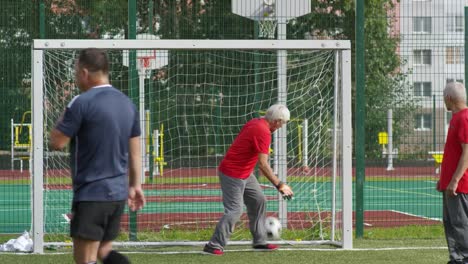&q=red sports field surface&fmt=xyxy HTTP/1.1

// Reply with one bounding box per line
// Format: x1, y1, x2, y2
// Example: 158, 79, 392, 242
117, 210, 440, 231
